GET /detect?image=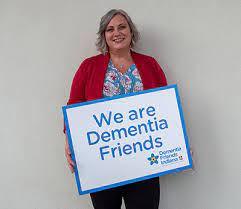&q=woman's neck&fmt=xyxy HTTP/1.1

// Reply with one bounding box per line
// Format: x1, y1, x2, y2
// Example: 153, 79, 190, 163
109, 48, 132, 62
109, 48, 134, 74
